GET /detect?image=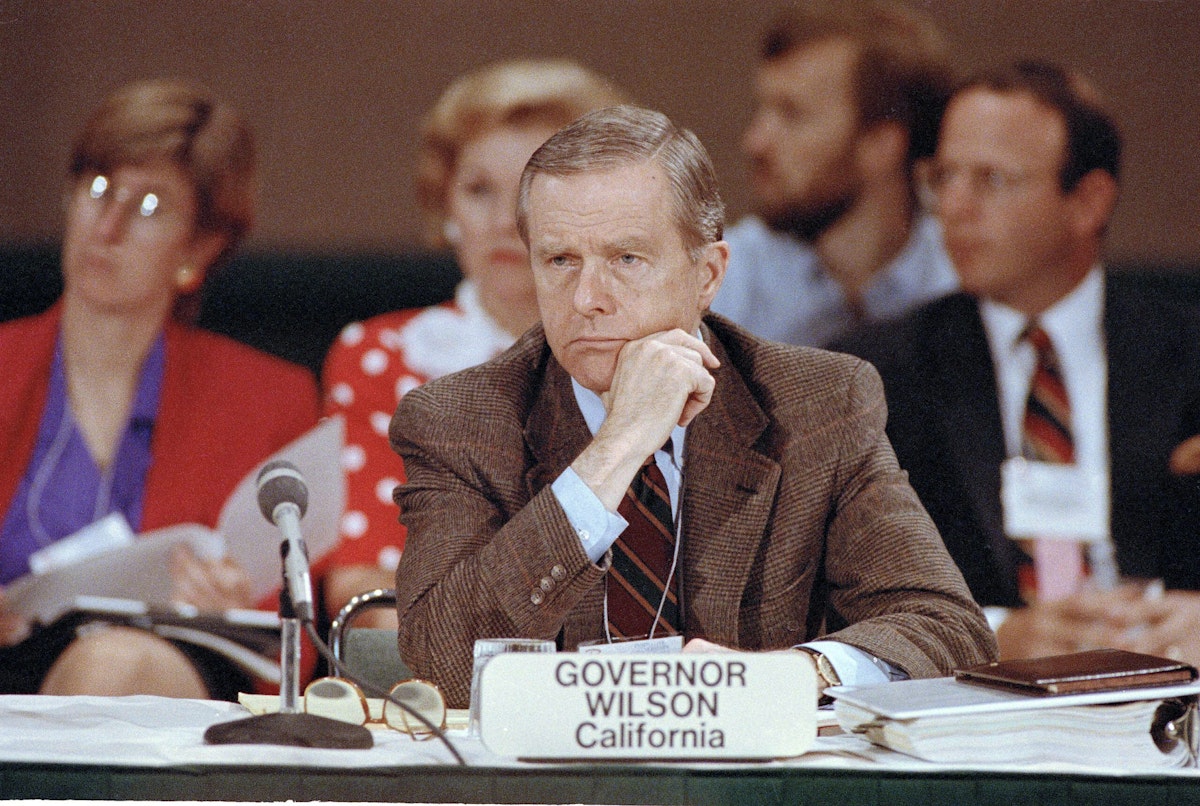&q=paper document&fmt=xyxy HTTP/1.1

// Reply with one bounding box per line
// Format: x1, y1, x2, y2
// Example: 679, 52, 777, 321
830, 676, 1200, 768
829, 674, 1200, 720
7, 526, 224, 624
6, 415, 345, 621
216, 414, 345, 602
